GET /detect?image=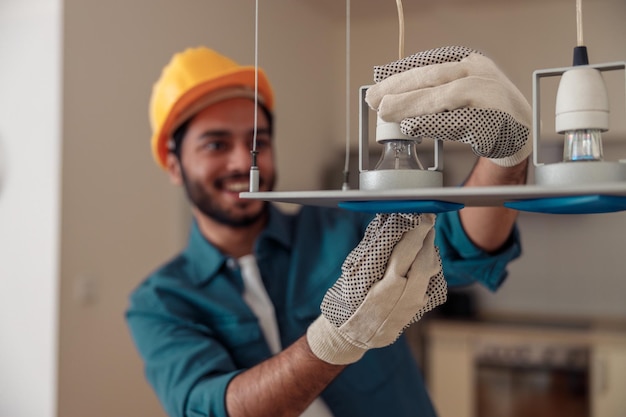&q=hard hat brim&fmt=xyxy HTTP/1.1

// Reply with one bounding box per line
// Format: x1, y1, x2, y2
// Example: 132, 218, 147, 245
151, 66, 273, 169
